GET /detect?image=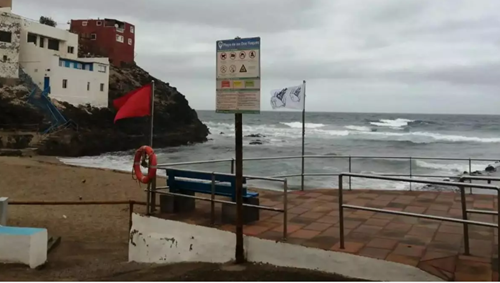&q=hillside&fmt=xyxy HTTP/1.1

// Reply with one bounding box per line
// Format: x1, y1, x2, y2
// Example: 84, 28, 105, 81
0, 65, 209, 157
